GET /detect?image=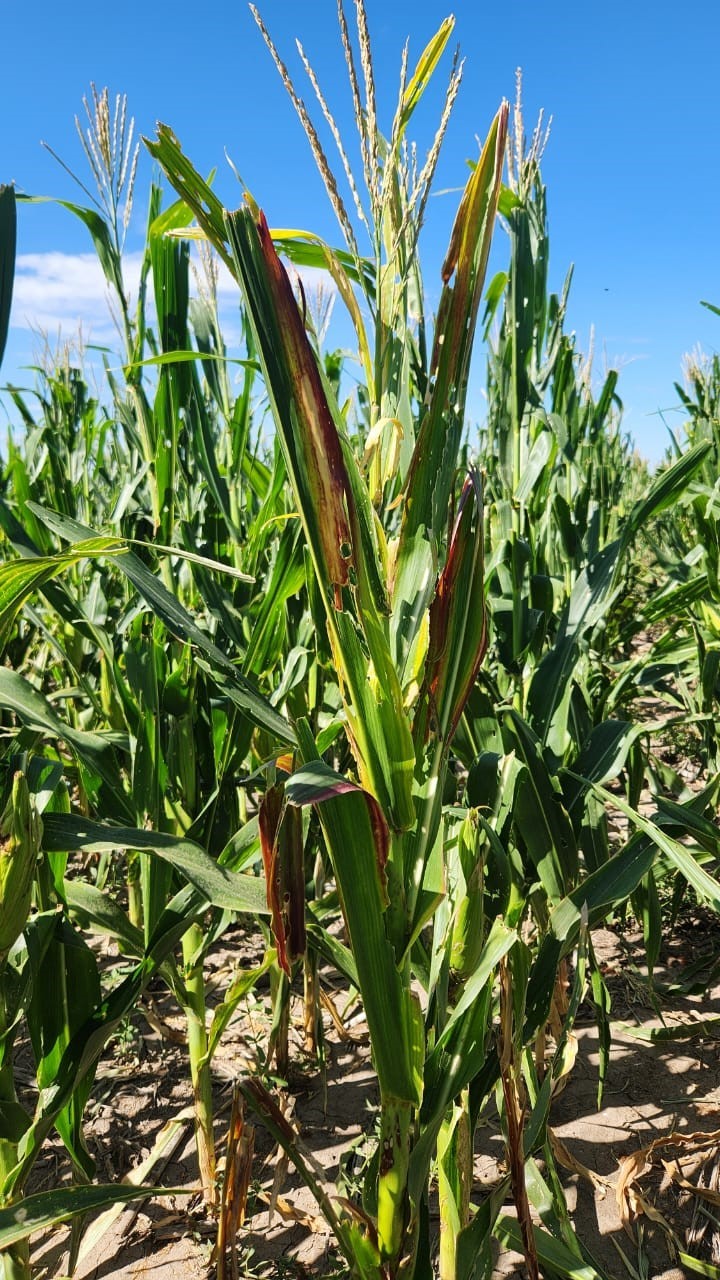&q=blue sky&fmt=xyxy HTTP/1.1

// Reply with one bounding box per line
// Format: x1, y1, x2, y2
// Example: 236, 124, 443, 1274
2, 0, 719, 461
